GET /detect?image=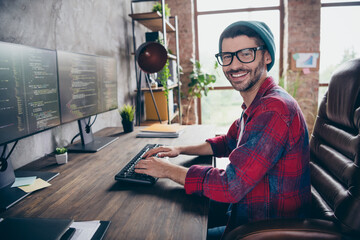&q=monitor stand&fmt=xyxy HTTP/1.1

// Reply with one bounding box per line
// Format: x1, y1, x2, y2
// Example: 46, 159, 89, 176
67, 118, 118, 153
0, 146, 59, 211
0, 145, 15, 189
